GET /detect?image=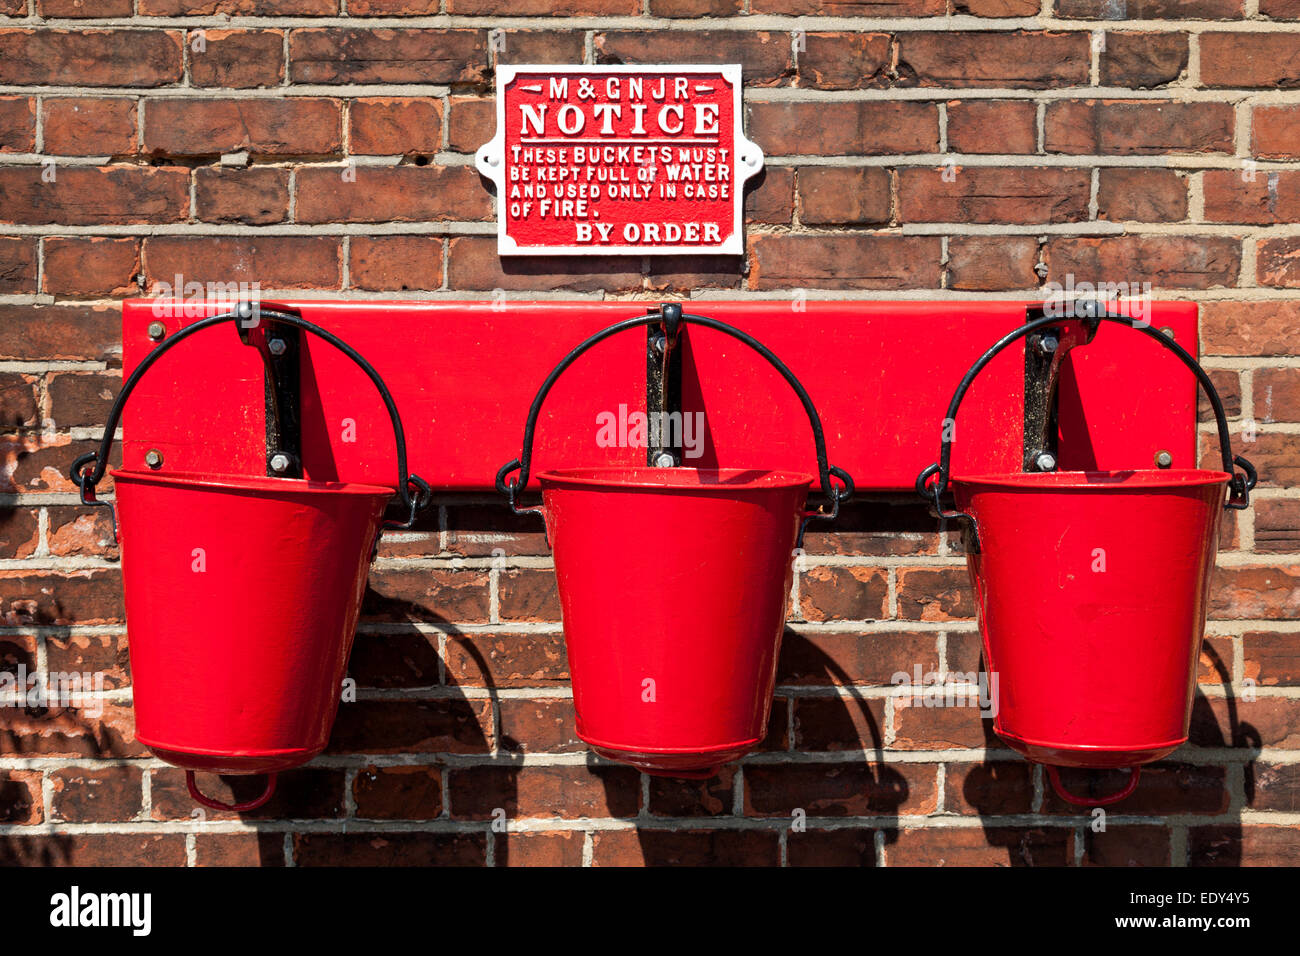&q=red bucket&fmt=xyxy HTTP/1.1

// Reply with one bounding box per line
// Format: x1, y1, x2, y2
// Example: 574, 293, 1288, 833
918, 311, 1255, 806
497, 308, 853, 777
72, 306, 429, 811
540, 467, 810, 777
